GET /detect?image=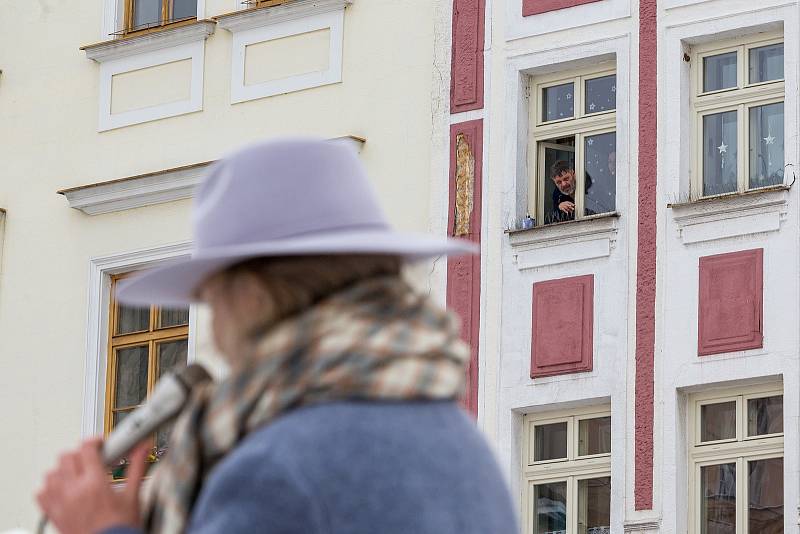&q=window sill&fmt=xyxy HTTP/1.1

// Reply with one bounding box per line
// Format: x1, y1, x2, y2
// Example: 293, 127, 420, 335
214, 0, 352, 32
81, 19, 216, 63
507, 212, 619, 270
668, 186, 790, 244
